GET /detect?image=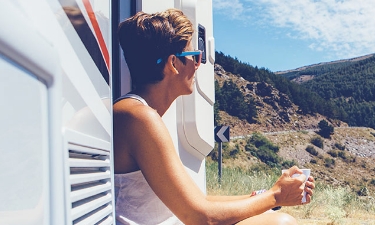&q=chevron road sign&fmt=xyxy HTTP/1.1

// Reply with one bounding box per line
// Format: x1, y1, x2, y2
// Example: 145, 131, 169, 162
214, 126, 230, 142
215, 126, 230, 183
